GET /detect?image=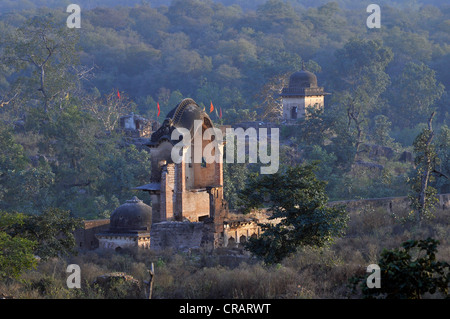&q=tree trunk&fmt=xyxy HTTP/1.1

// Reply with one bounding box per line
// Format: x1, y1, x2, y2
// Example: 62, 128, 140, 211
416, 112, 435, 223
40, 65, 49, 113
147, 263, 154, 299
